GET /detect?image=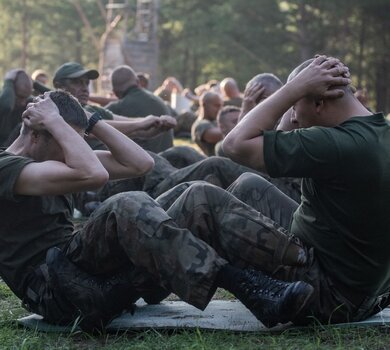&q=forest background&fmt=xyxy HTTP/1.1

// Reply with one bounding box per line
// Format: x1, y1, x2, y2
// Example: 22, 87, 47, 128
0, 0, 388, 112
